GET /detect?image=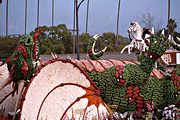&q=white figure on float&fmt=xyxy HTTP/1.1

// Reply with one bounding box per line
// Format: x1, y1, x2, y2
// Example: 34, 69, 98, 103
121, 21, 154, 54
